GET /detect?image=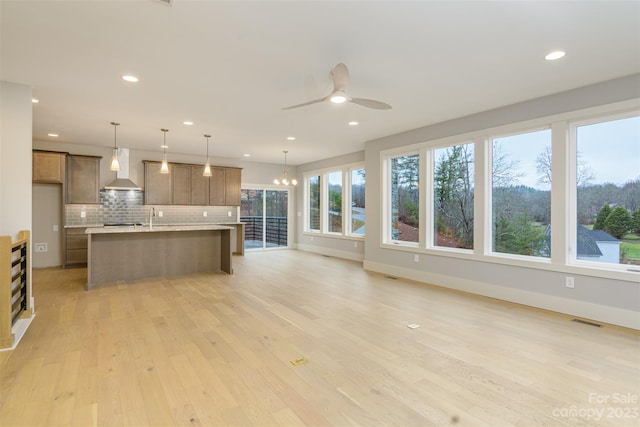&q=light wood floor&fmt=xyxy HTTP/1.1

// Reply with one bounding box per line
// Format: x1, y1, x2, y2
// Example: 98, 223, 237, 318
1, 250, 639, 427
